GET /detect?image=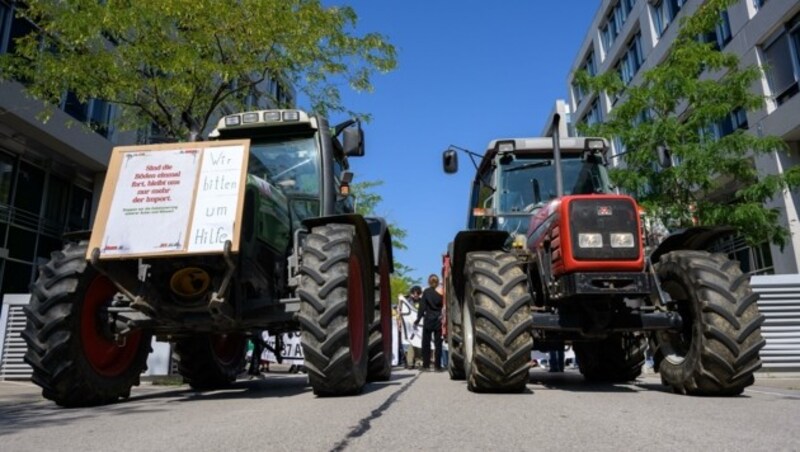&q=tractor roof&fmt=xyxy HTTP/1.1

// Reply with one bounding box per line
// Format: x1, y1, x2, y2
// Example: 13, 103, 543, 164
478, 137, 609, 173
